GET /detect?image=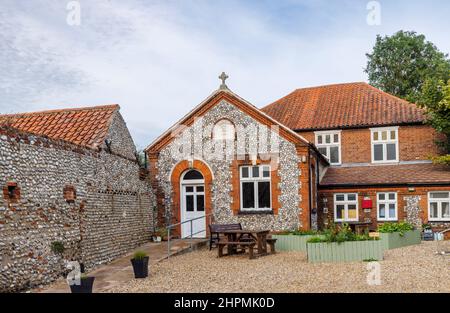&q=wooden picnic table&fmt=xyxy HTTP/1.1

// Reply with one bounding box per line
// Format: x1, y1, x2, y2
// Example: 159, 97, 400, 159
216, 229, 275, 259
